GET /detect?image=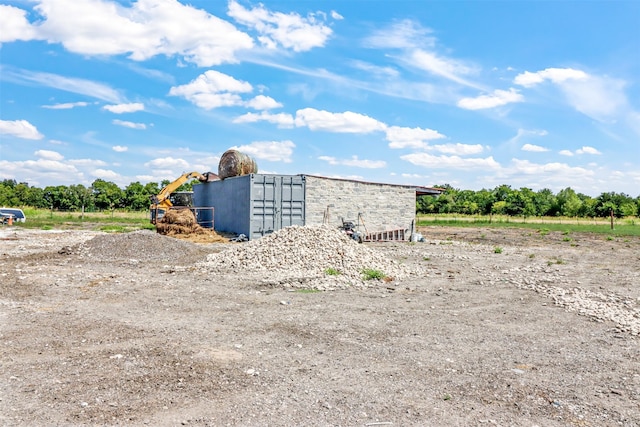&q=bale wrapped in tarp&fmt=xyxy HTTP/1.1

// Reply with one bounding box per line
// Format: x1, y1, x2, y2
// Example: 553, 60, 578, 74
218, 149, 258, 179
